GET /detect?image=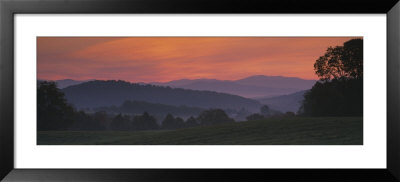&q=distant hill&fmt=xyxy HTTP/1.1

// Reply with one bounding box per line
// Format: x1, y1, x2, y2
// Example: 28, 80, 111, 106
257, 90, 308, 113
152, 75, 316, 98
236, 75, 315, 89
55, 79, 94, 89
62, 80, 262, 112
38, 79, 93, 89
